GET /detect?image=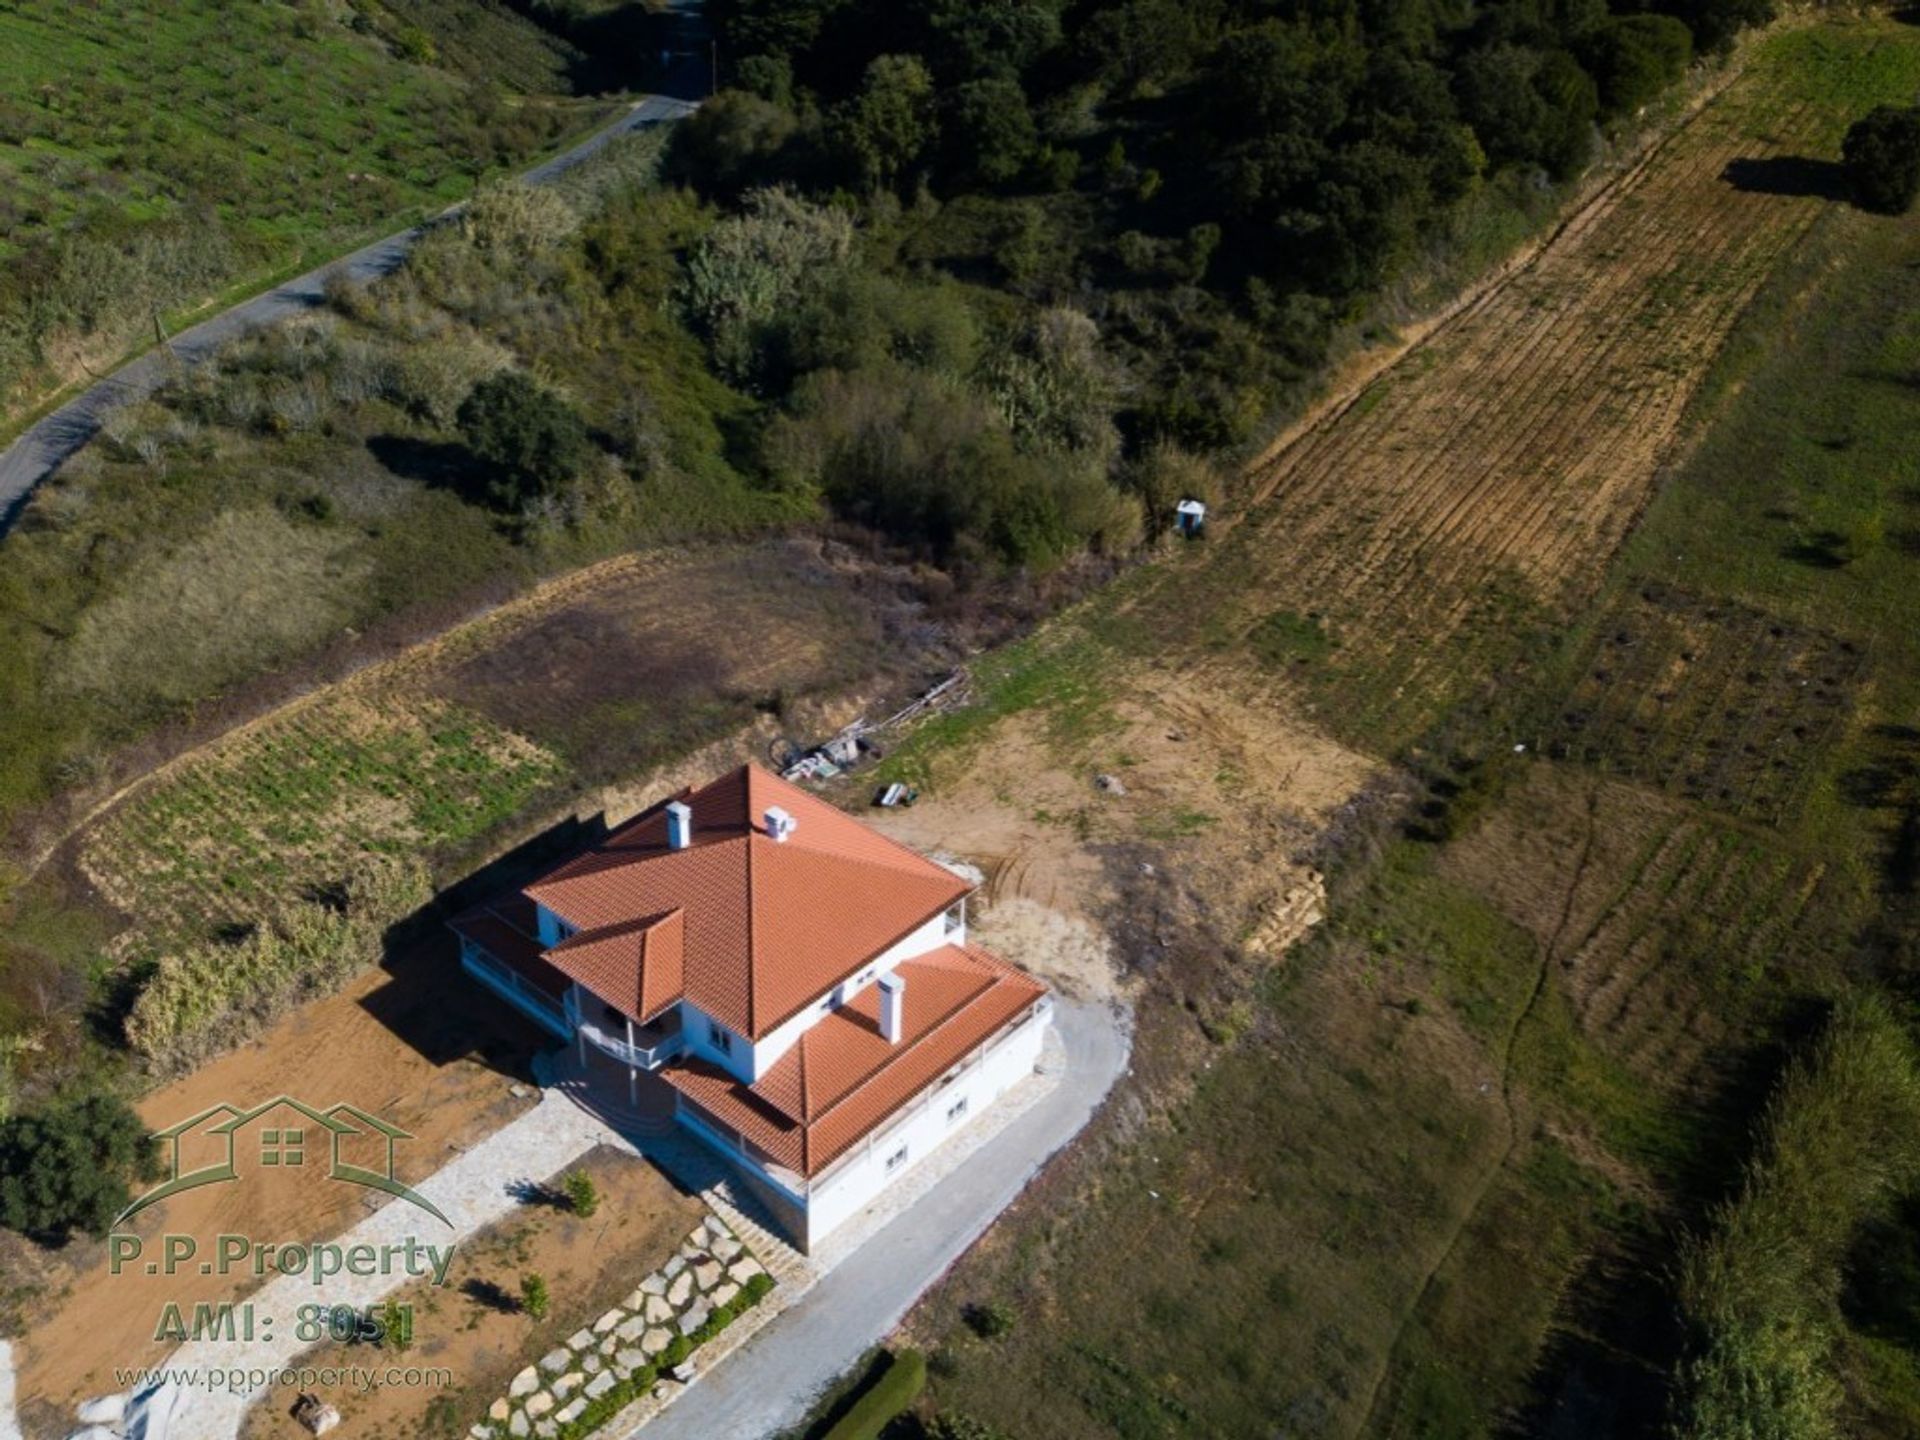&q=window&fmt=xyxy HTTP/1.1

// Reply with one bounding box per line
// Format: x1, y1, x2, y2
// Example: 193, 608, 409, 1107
944, 902, 964, 936
260, 1128, 304, 1167
946, 1096, 969, 1124
884, 1144, 909, 1175
706, 1020, 733, 1056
